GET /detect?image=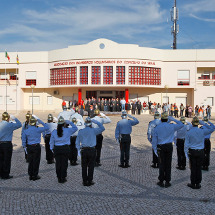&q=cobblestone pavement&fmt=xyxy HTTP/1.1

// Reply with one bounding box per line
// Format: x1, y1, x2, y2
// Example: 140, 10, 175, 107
1, 111, 215, 215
